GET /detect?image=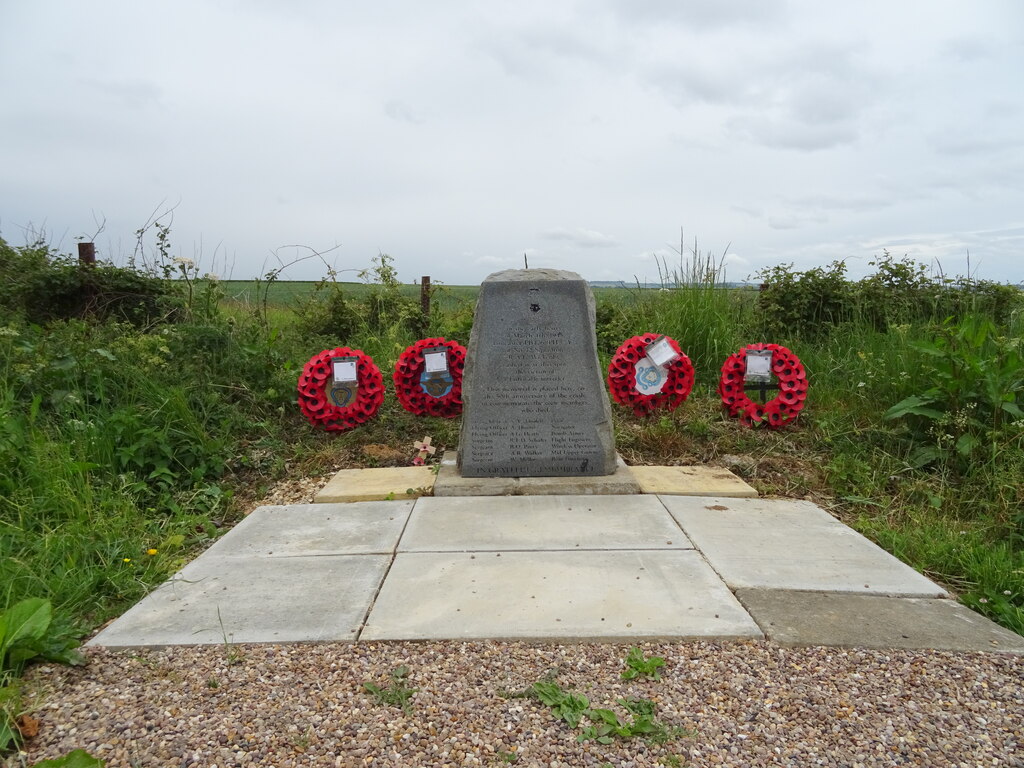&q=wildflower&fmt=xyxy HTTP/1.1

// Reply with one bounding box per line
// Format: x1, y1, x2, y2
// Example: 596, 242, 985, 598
173, 256, 195, 267
1005, 590, 1012, 596
147, 548, 158, 556
978, 597, 988, 604
123, 558, 132, 563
